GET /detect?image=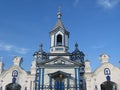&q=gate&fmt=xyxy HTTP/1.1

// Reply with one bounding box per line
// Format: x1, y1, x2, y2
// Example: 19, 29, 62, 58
54, 81, 64, 90
37, 84, 82, 90
101, 81, 117, 90
5, 83, 21, 90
